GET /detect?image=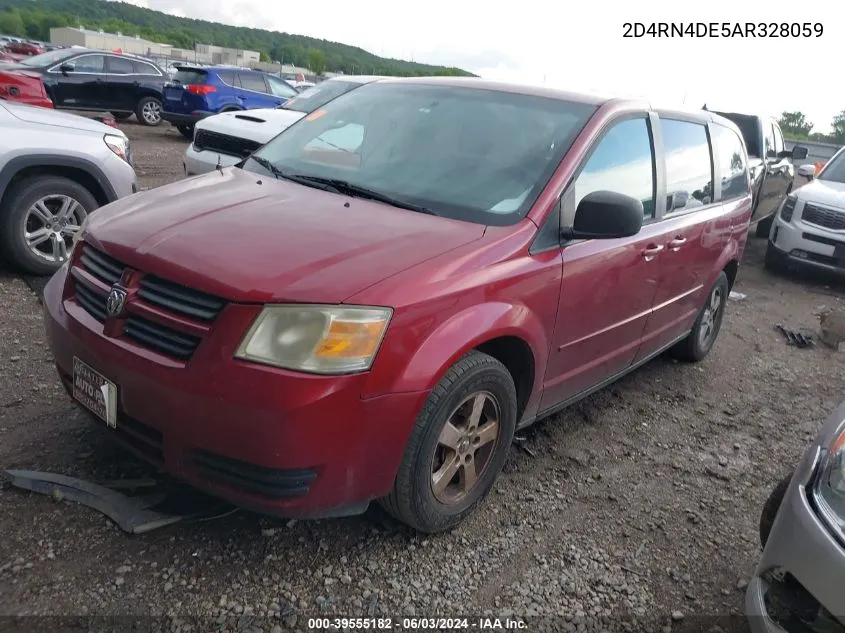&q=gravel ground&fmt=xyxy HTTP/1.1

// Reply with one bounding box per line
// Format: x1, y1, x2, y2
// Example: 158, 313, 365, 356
1, 121, 844, 631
